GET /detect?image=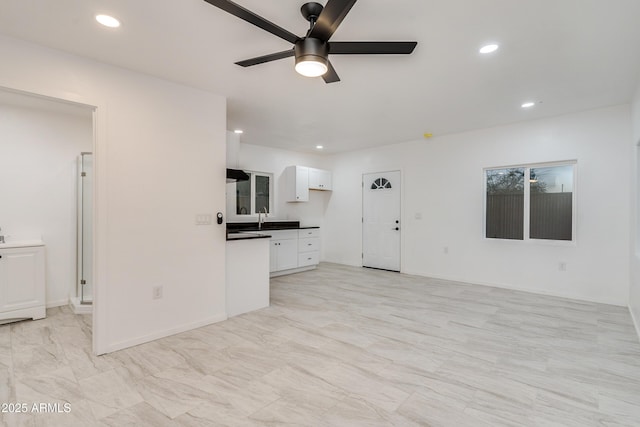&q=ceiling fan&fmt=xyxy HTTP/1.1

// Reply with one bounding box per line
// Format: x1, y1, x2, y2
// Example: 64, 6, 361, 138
203, 0, 418, 83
